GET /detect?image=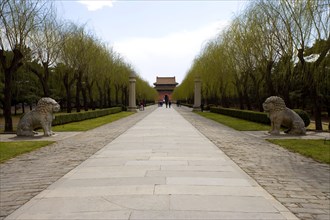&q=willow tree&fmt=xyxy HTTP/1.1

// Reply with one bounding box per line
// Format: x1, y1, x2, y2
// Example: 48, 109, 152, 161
193, 38, 235, 106
198, 41, 221, 104
0, 0, 52, 132
110, 54, 124, 105
257, 0, 297, 107
136, 77, 157, 103
172, 68, 195, 104
295, 0, 329, 131
27, 10, 63, 97
225, 16, 259, 109
111, 56, 132, 106
57, 23, 82, 113
87, 43, 111, 109
260, 0, 329, 130
71, 28, 97, 112
77, 35, 104, 111
244, 4, 280, 100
